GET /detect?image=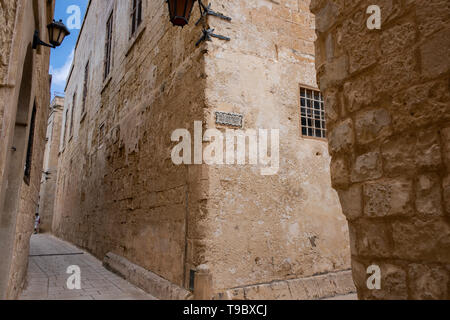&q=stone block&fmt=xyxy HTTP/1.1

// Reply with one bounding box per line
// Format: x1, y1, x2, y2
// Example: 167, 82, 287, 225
217, 270, 355, 300
243, 283, 277, 300
376, 0, 403, 25
351, 151, 383, 183
347, 32, 379, 74
415, 174, 443, 217
318, 55, 348, 90
374, 50, 418, 96
323, 89, 339, 124
343, 78, 373, 113
355, 220, 393, 258
391, 80, 450, 133
314, 2, 339, 32
350, 258, 367, 297
347, 222, 358, 255
415, 130, 442, 170
372, 263, 407, 300
392, 218, 450, 263
416, 0, 450, 38
381, 22, 416, 56
420, 29, 450, 78
337, 185, 362, 220
408, 264, 449, 300
442, 127, 450, 171
443, 175, 450, 216
330, 156, 350, 189
381, 133, 416, 174
328, 118, 354, 154
284, 270, 355, 300
363, 178, 413, 218
355, 109, 391, 144
352, 260, 408, 300
103, 252, 192, 300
